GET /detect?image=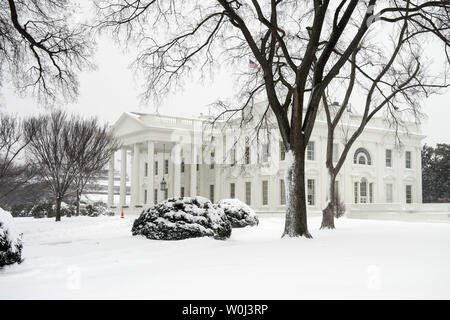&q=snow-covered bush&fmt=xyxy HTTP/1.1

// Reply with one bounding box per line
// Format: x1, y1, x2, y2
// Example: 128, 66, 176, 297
79, 201, 114, 217
31, 202, 54, 218
132, 197, 231, 240
10, 204, 33, 217
0, 208, 23, 268
217, 199, 259, 228
29, 200, 114, 218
